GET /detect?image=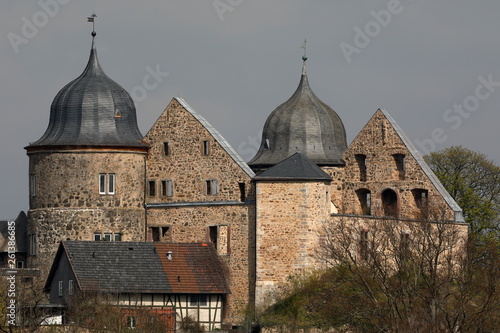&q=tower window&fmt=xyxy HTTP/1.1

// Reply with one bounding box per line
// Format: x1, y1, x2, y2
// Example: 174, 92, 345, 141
29, 234, 36, 255
393, 154, 405, 180
148, 180, 156, 197
30, 174, 36, 197
355, 154, 367, 181
206, 180, 217, 195
202, 140, 210, 155
99, 173, 116, 195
